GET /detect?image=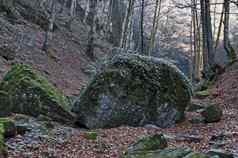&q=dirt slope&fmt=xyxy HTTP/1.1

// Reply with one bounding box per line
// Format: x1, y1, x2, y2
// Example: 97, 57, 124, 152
0, 0, 111, 96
